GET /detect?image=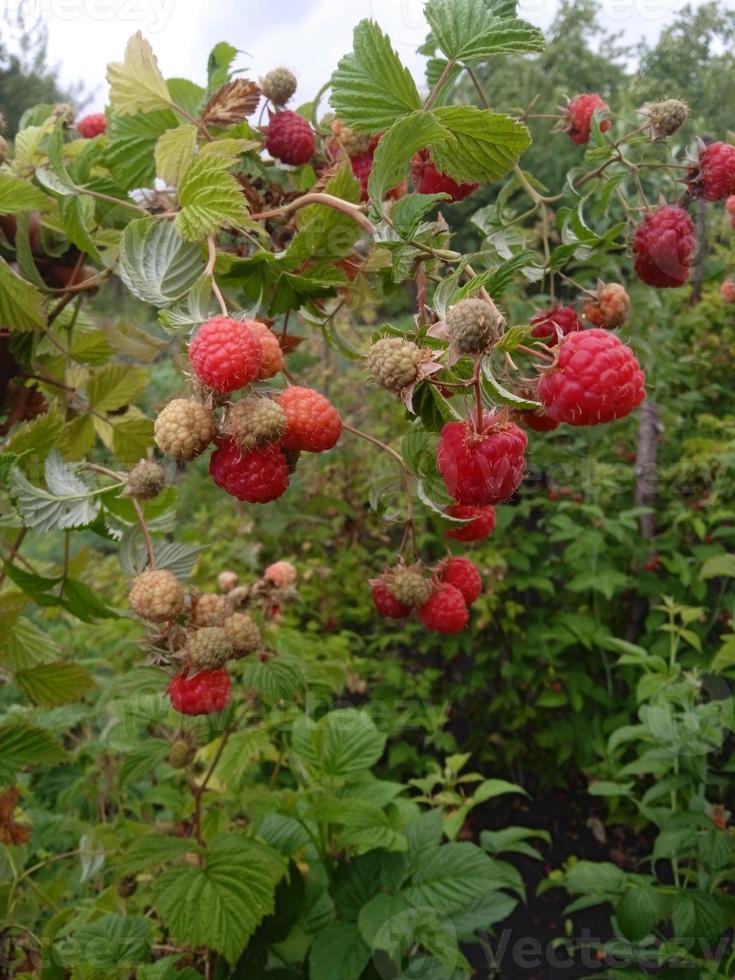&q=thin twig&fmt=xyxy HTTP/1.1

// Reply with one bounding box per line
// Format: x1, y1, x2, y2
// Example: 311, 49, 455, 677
251, 193, 376, 235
